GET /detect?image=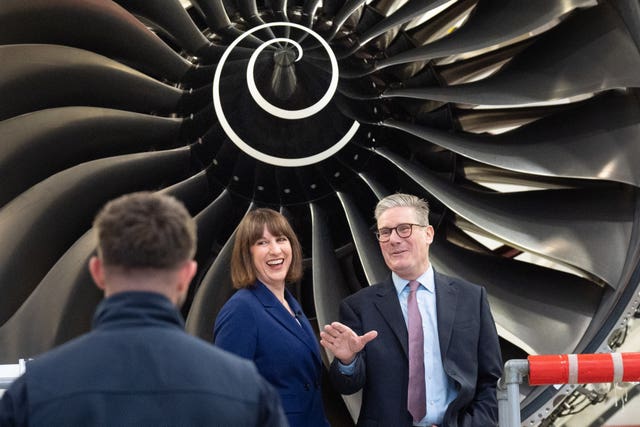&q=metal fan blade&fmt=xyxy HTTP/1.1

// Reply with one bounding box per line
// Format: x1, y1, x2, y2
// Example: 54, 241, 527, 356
0, 44, 185, 121
113, 0, 214, 59
310, 202, 351, 337
376, 0, 595, 69
336, 191, 388, 284
185, 199, 252, 340
382, 90, 640, 186
0, 0, 194, 82
374, 146, 635, 287
347, 0, 455, 55
0, 172, 213, 363
310, 201, 364, 423
0, 148, 192, 326
302, 0, 323, 27
0, 231, 98, 363
0, 107, 183, 206
382, 3, 640, 105
235, 0, 279, 41
327, 0, 368, 40
431, 237, 603, 355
